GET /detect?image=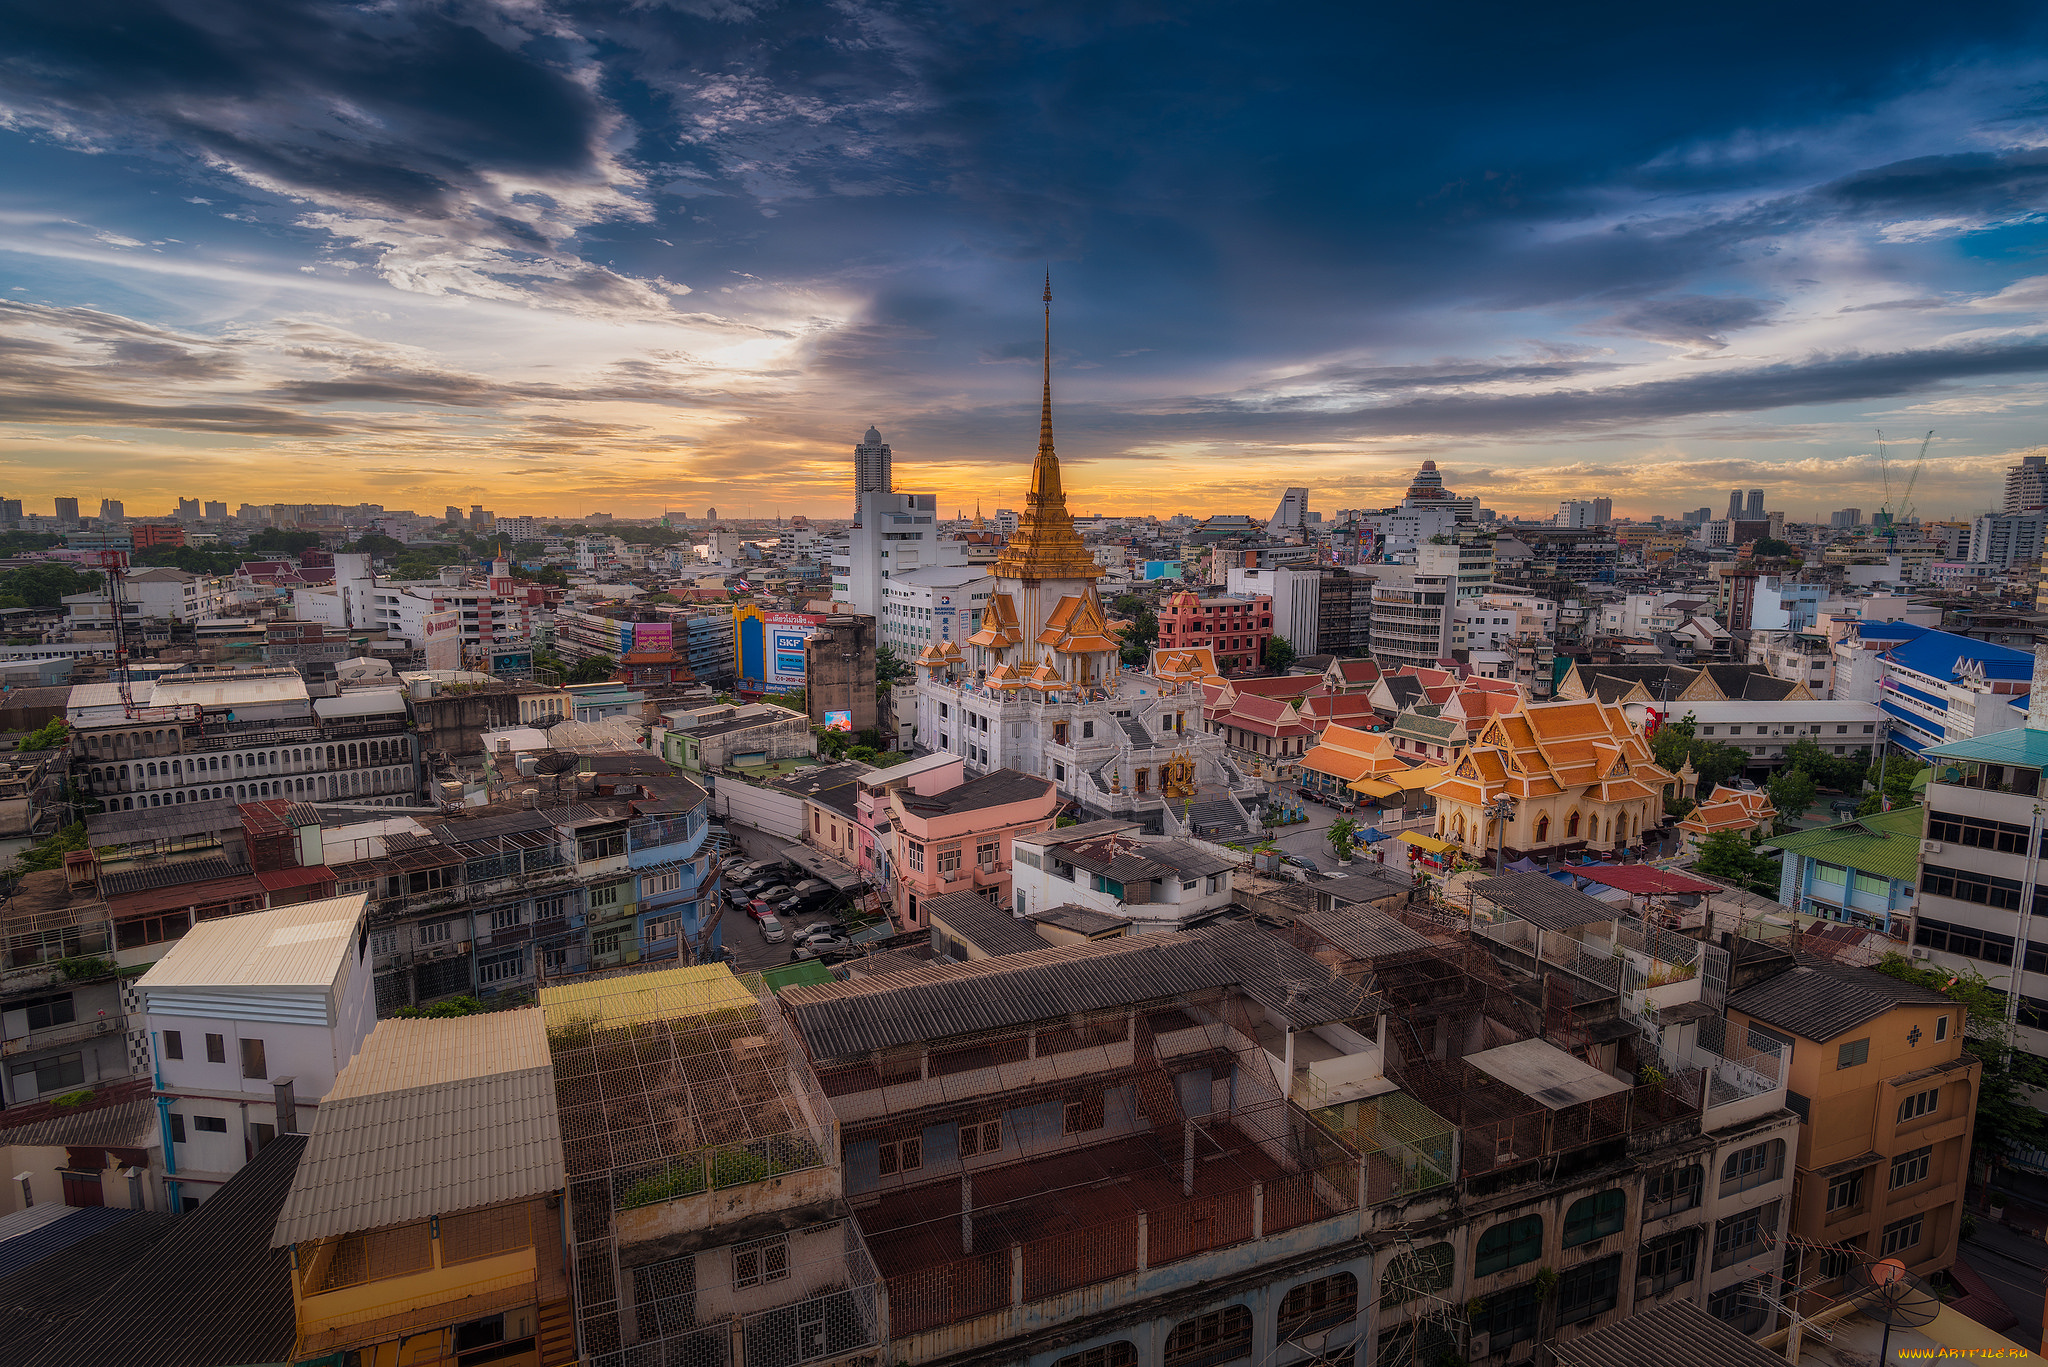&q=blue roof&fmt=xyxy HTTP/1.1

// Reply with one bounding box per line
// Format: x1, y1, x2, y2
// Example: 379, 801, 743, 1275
0, 1206, 138, 1281
1856, 619, 1929, 643
1926, 726, 2048, 768
1884, 628, 2033, 683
